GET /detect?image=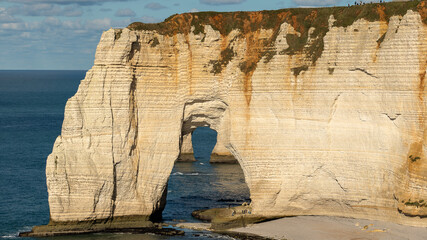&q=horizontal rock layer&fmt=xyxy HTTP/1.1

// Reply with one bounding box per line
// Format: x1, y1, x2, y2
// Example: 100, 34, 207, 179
46, 2, 427, 227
